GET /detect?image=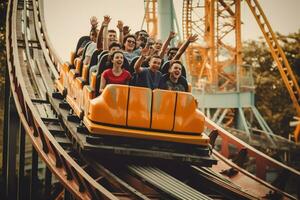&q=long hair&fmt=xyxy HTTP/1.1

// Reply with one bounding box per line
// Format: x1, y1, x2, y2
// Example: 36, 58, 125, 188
106, 50, 124, 67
